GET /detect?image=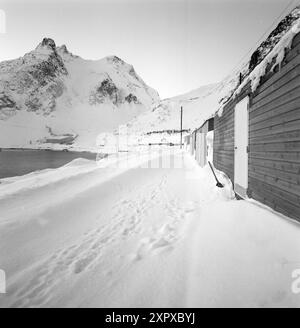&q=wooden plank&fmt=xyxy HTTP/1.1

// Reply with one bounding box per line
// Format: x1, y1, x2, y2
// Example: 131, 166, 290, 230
249, 163, 300, 185
250, 150, 300, 164
249, 190, 300, 221
215, 132, 234, 139
214, 144, 234, 151
214, 142, 234, 149
215, 125, 233, 135
215, 125, 234, 134
214, 146, 234, 152
252, 63, 300, 105
217, 105, 234, 119
249, 176, 300, 205
251, 76, 300, 114
249, 184, 300, 213
215, 130, 234, 139
250, 96, 300, 124
214, 138, 234, 145
214, 141, 234, 147
261, 56, 300, 89
214, 145, 234, 152
218, 109, 234, 121
250, 129, 300, 145
214, 137, 234, 144
215, 113, 234, 125
214, 153, 234, 160
282, 41, 300, 66
219, 102, 235, 117
215, 122, 234, 132
214, 155, 233, 161
250, 108, 300, 132
251, 86, 300, 118
214, 127, 234, 138
249, 119, 300, 139
213, 149, 234, 155
250, 86, 300, 118
249, 170, 300, 197
249, 181, 300, 216
252, 53, 300, 97
215, 123, 234, 133
214, 156, 234, 165
250, 140, 300, 152
249, 157, 300, 175
214, 152, 234, 160
215, 112, 234, 126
